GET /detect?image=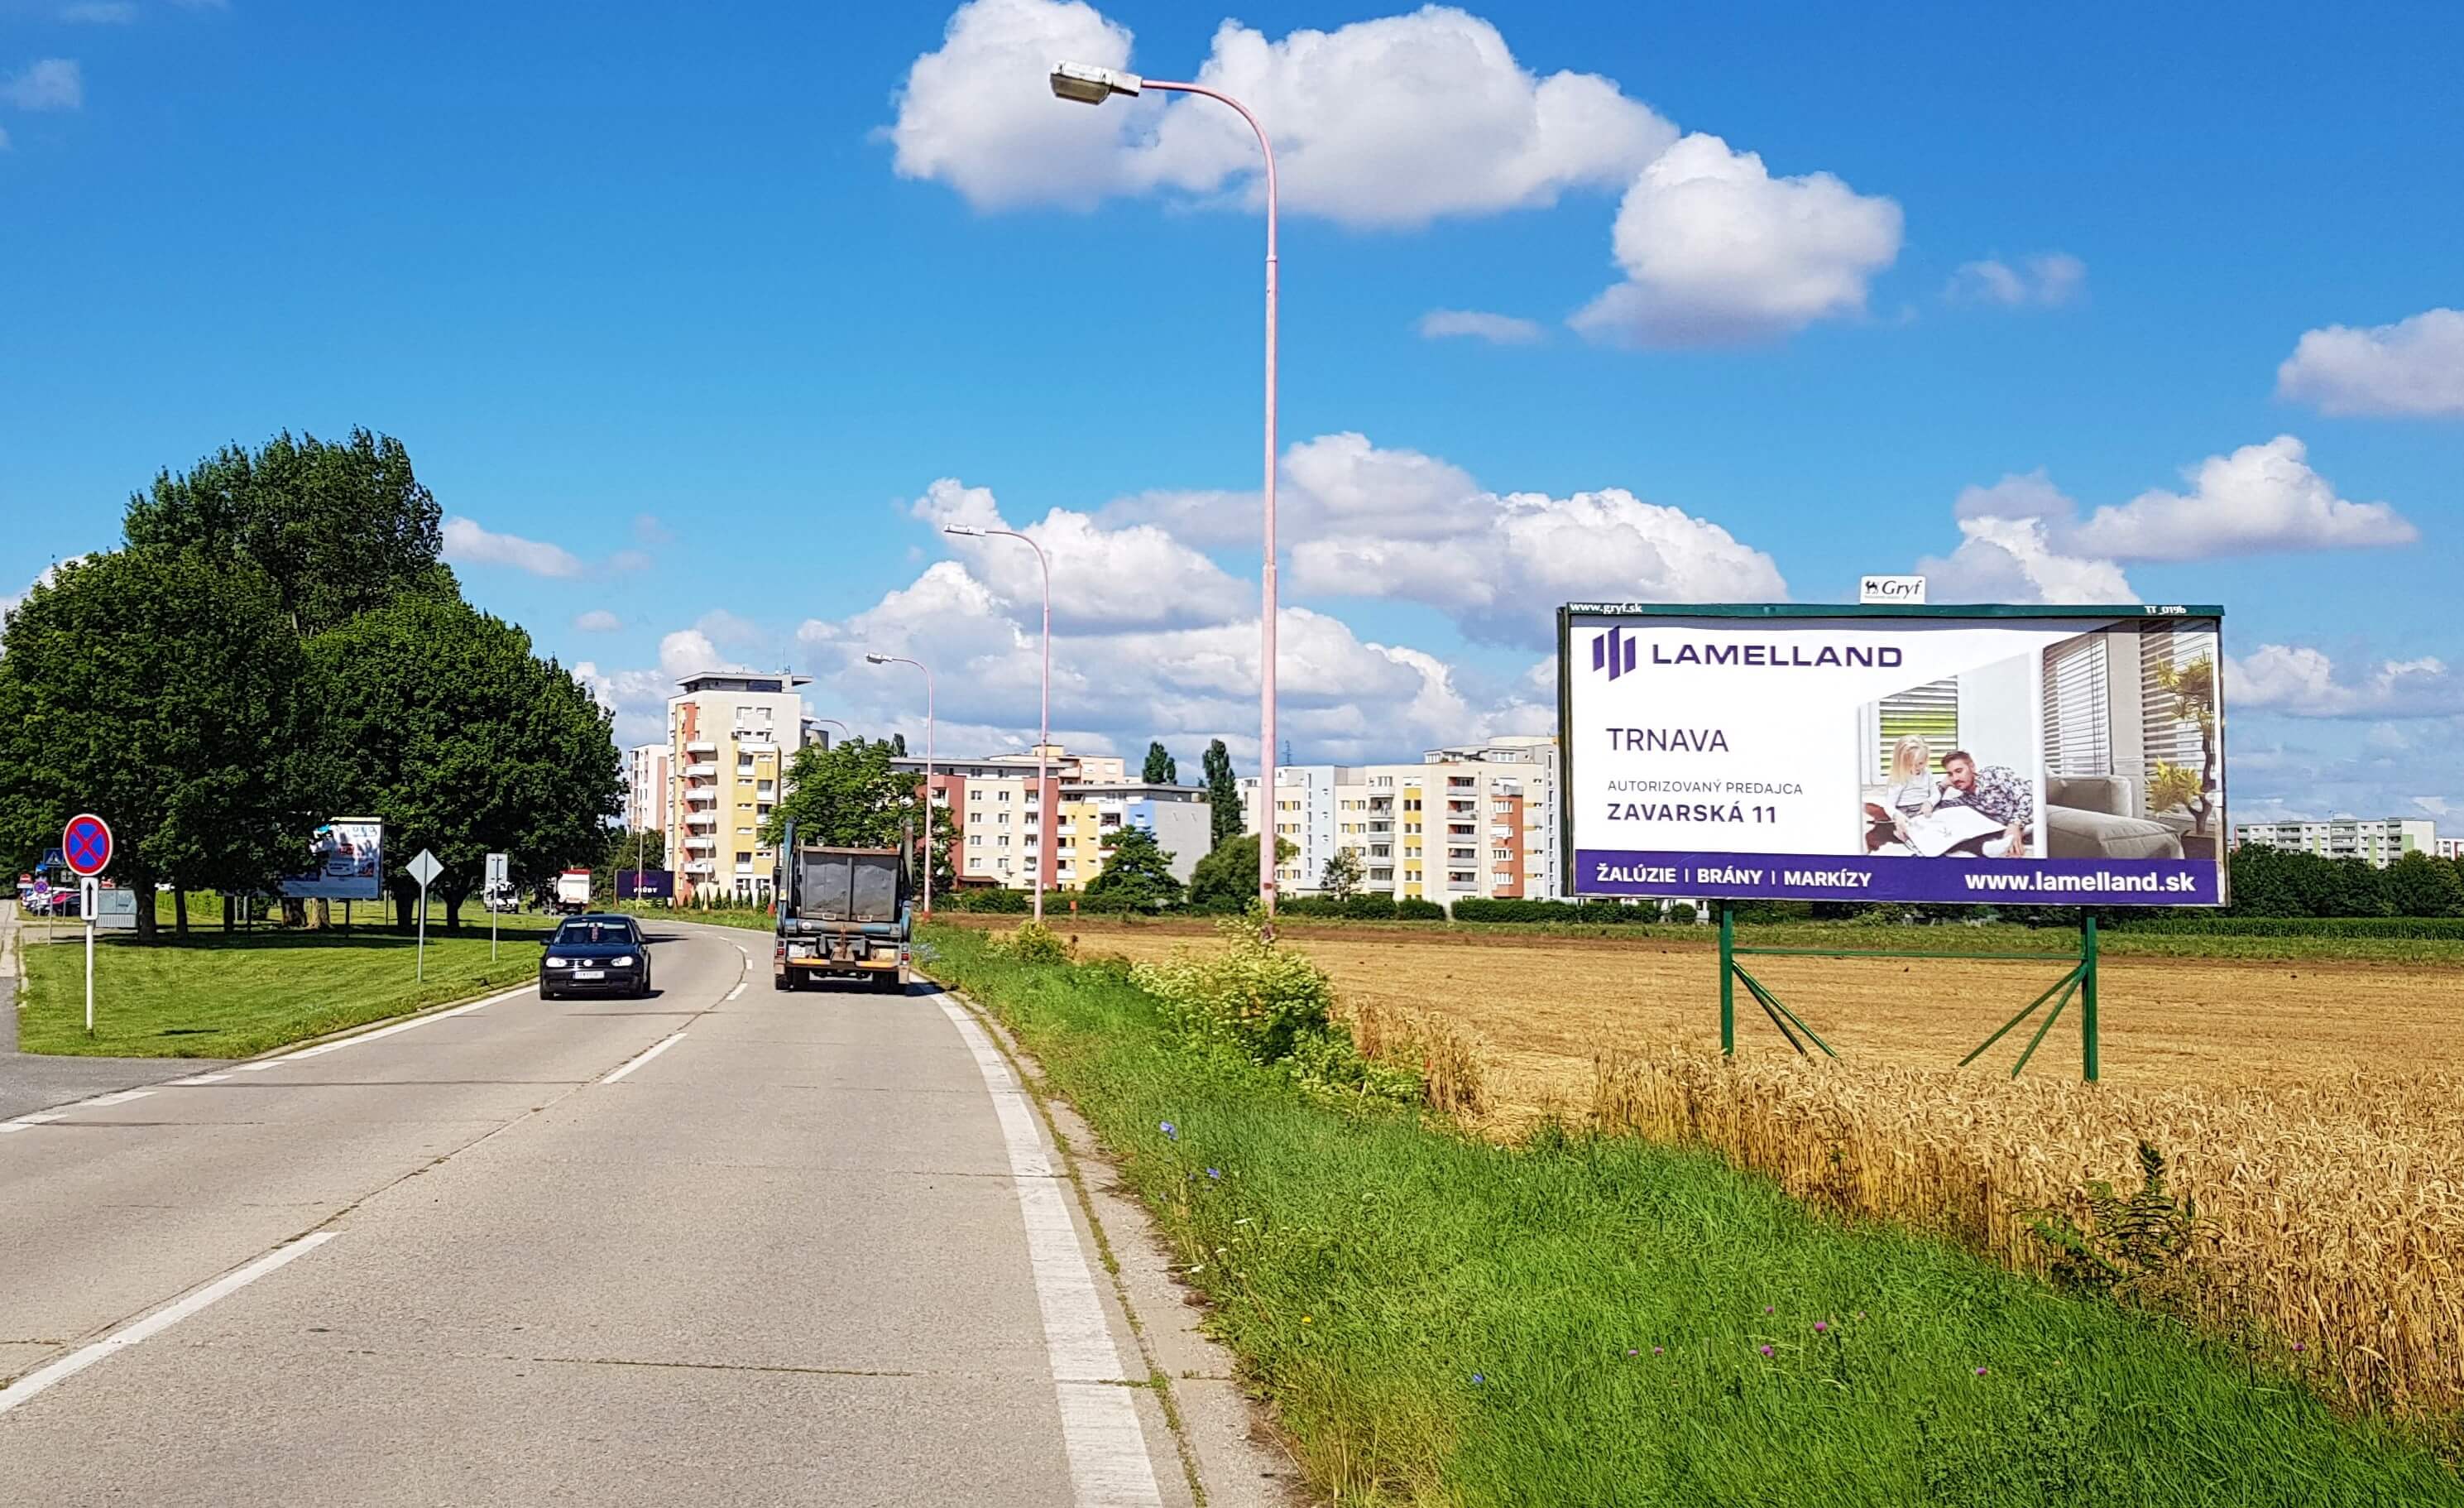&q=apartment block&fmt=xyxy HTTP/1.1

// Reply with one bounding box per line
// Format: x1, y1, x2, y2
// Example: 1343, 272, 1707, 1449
1242, 734, 1561, 904
668, 672, 812, 903
892, 746, 1203, 893
626, 743, 670, 834
2440, 837, 2463, 862
2234, 818, 2438, 868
